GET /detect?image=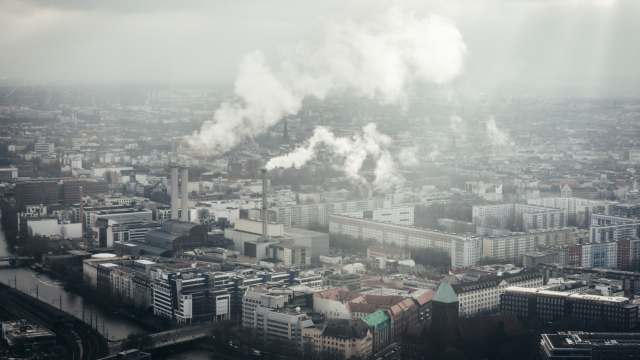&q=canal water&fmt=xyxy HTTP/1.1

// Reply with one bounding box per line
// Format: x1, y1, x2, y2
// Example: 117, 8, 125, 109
0, 220, 150, 340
